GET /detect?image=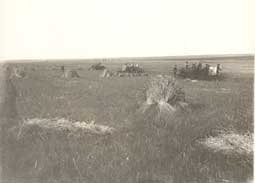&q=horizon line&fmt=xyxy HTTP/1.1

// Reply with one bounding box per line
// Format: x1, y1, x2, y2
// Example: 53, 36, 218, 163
1, 53, 254, 63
